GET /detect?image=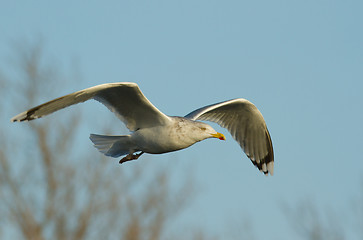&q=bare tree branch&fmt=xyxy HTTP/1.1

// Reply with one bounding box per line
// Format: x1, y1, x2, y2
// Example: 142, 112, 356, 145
283, 200, 348, 240
0, 42, 206, 240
